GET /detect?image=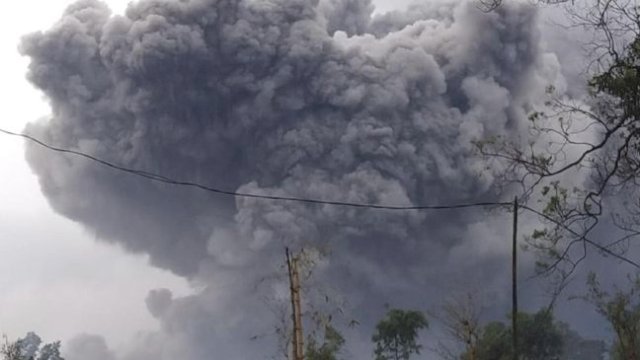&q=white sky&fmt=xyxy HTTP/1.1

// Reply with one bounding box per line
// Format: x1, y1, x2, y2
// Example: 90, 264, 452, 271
0, 0, 412, 353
